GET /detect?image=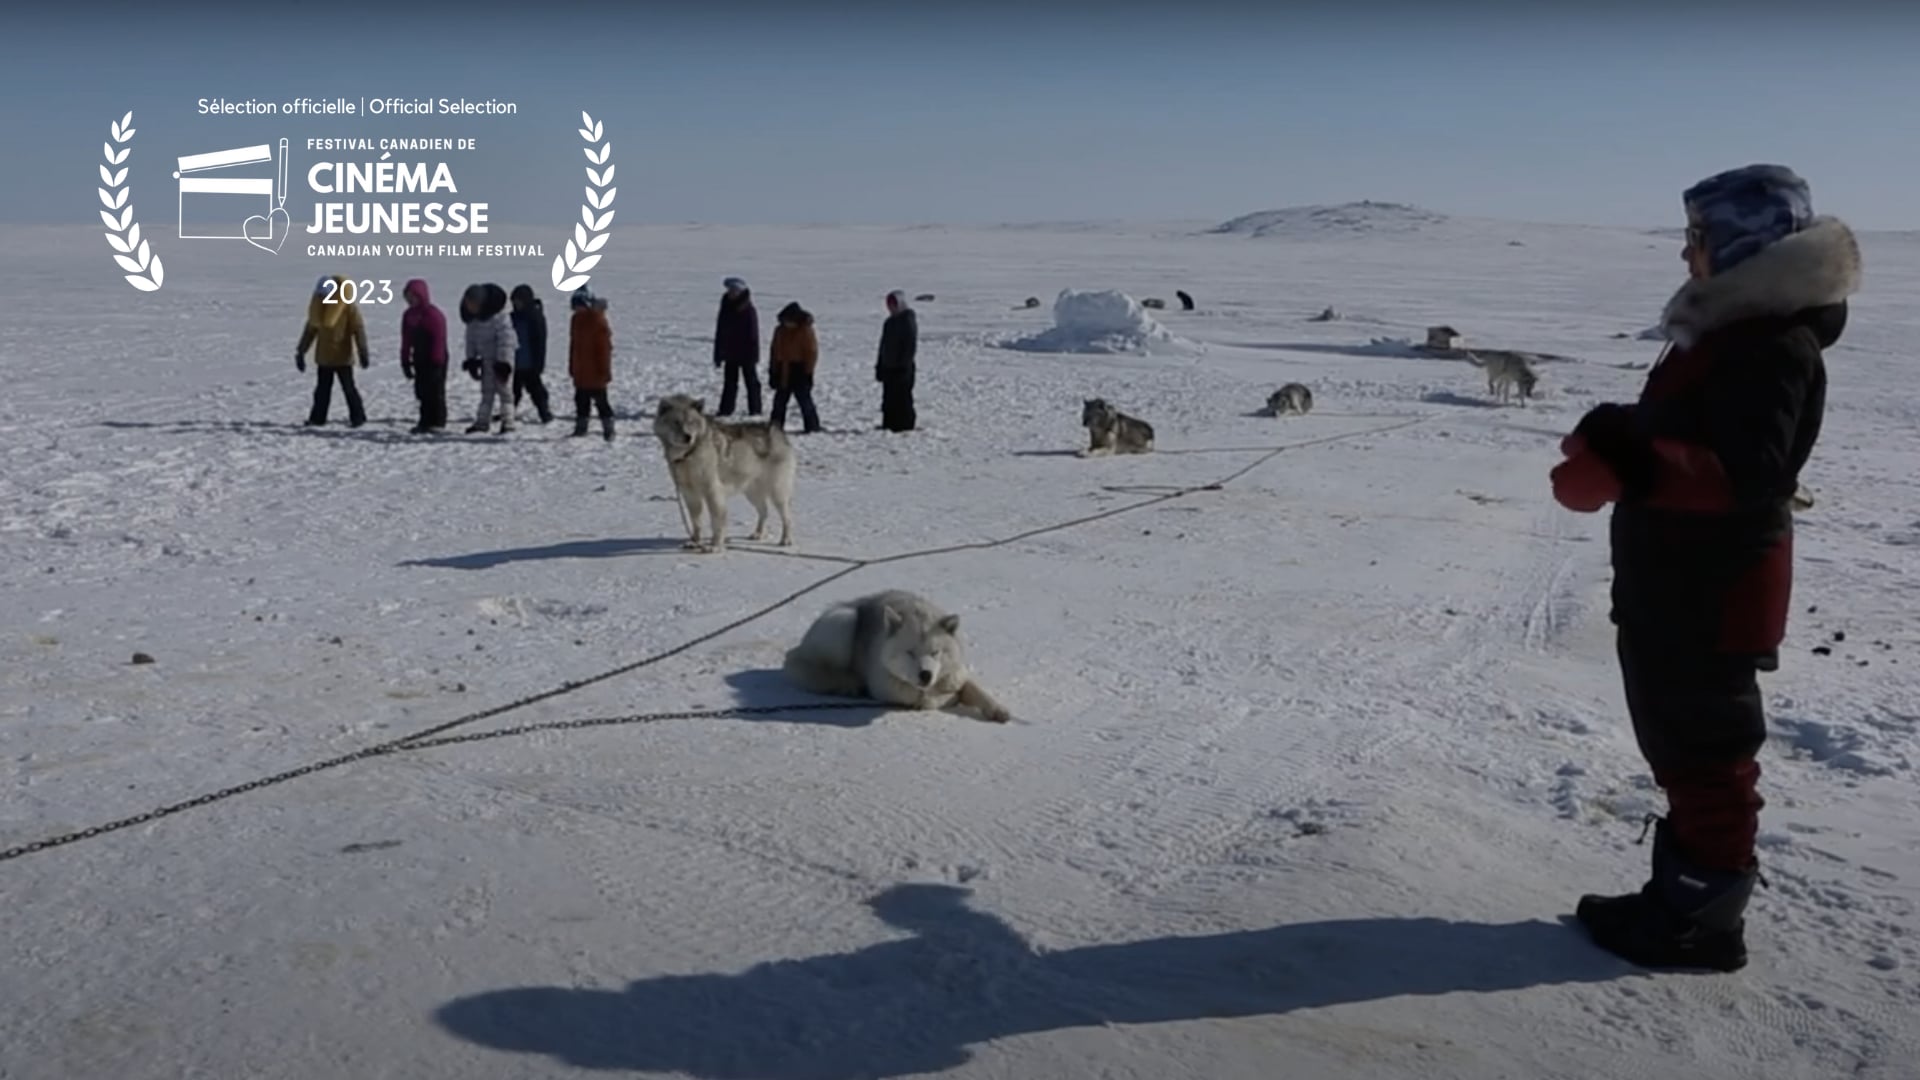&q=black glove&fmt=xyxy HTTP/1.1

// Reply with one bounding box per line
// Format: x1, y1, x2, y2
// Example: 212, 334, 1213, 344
1573, 403, 1655, 498
360, 358, 370, 370
295, 352, 306, 373
401, 363, 415, 381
